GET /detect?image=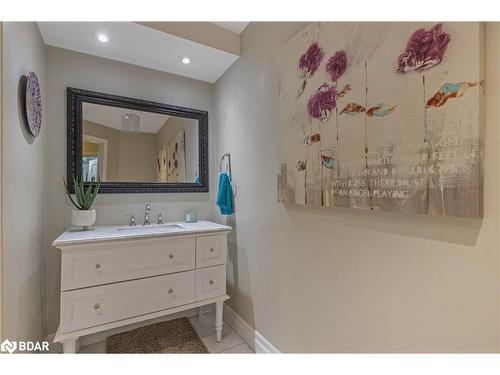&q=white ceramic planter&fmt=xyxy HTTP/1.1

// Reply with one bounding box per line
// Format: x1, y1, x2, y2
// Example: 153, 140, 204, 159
71, 209, 96, 230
